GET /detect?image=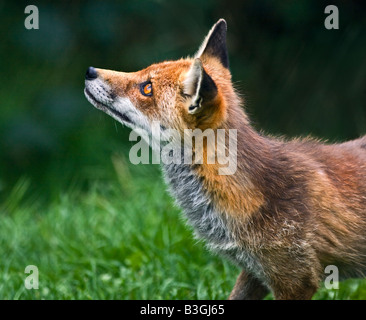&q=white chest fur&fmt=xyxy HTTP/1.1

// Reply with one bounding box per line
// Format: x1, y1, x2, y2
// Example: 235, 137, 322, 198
162, 163, 236, 250
162, 162, 267, 281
